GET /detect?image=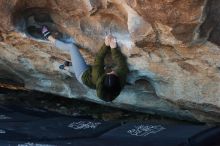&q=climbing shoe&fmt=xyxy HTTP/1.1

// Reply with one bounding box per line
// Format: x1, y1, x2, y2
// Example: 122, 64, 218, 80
41, 25, 51, 40
89, 7, 98, 16
64, 61, 72, 67
59, 64, 65, 70
59, 61, 72, 70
